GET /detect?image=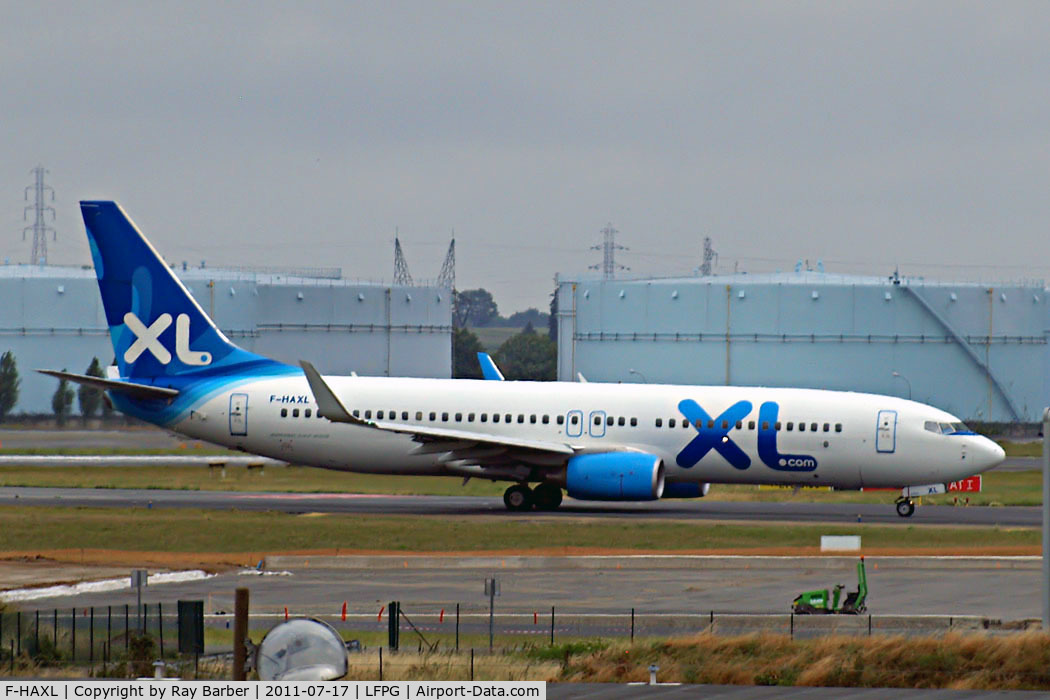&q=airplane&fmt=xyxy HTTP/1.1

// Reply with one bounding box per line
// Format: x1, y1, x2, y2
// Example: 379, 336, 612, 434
41, 201, 1006, 518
